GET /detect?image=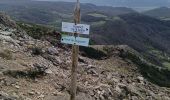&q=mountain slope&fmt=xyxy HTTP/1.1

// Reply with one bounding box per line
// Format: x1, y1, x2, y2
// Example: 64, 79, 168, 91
86, 12, 170, 69
0, 12, 170, 100
89, 13, 170, 52
1, 1, 169, 71
143, 7, 170, 20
